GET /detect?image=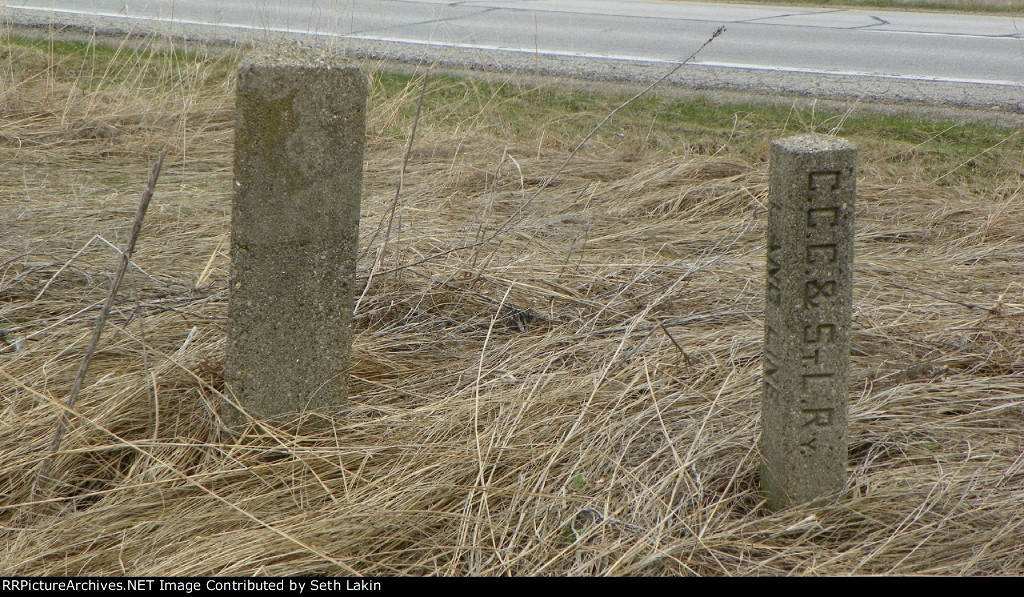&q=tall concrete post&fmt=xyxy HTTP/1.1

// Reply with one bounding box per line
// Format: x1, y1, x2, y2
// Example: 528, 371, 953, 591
762, 134, 856, 510
225, 47, 365, 422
